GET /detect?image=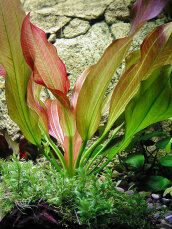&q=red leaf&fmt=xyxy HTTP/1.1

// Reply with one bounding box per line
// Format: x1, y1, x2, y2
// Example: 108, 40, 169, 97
21, 13, 70, 94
